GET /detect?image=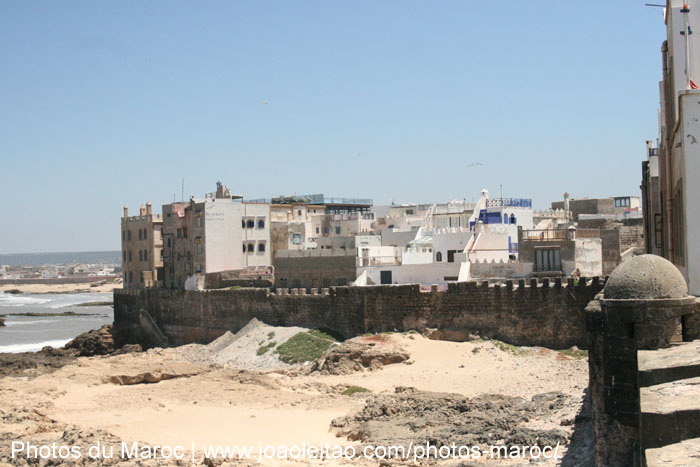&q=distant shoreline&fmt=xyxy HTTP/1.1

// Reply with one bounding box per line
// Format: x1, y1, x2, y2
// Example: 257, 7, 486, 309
0, 282, 121, 295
